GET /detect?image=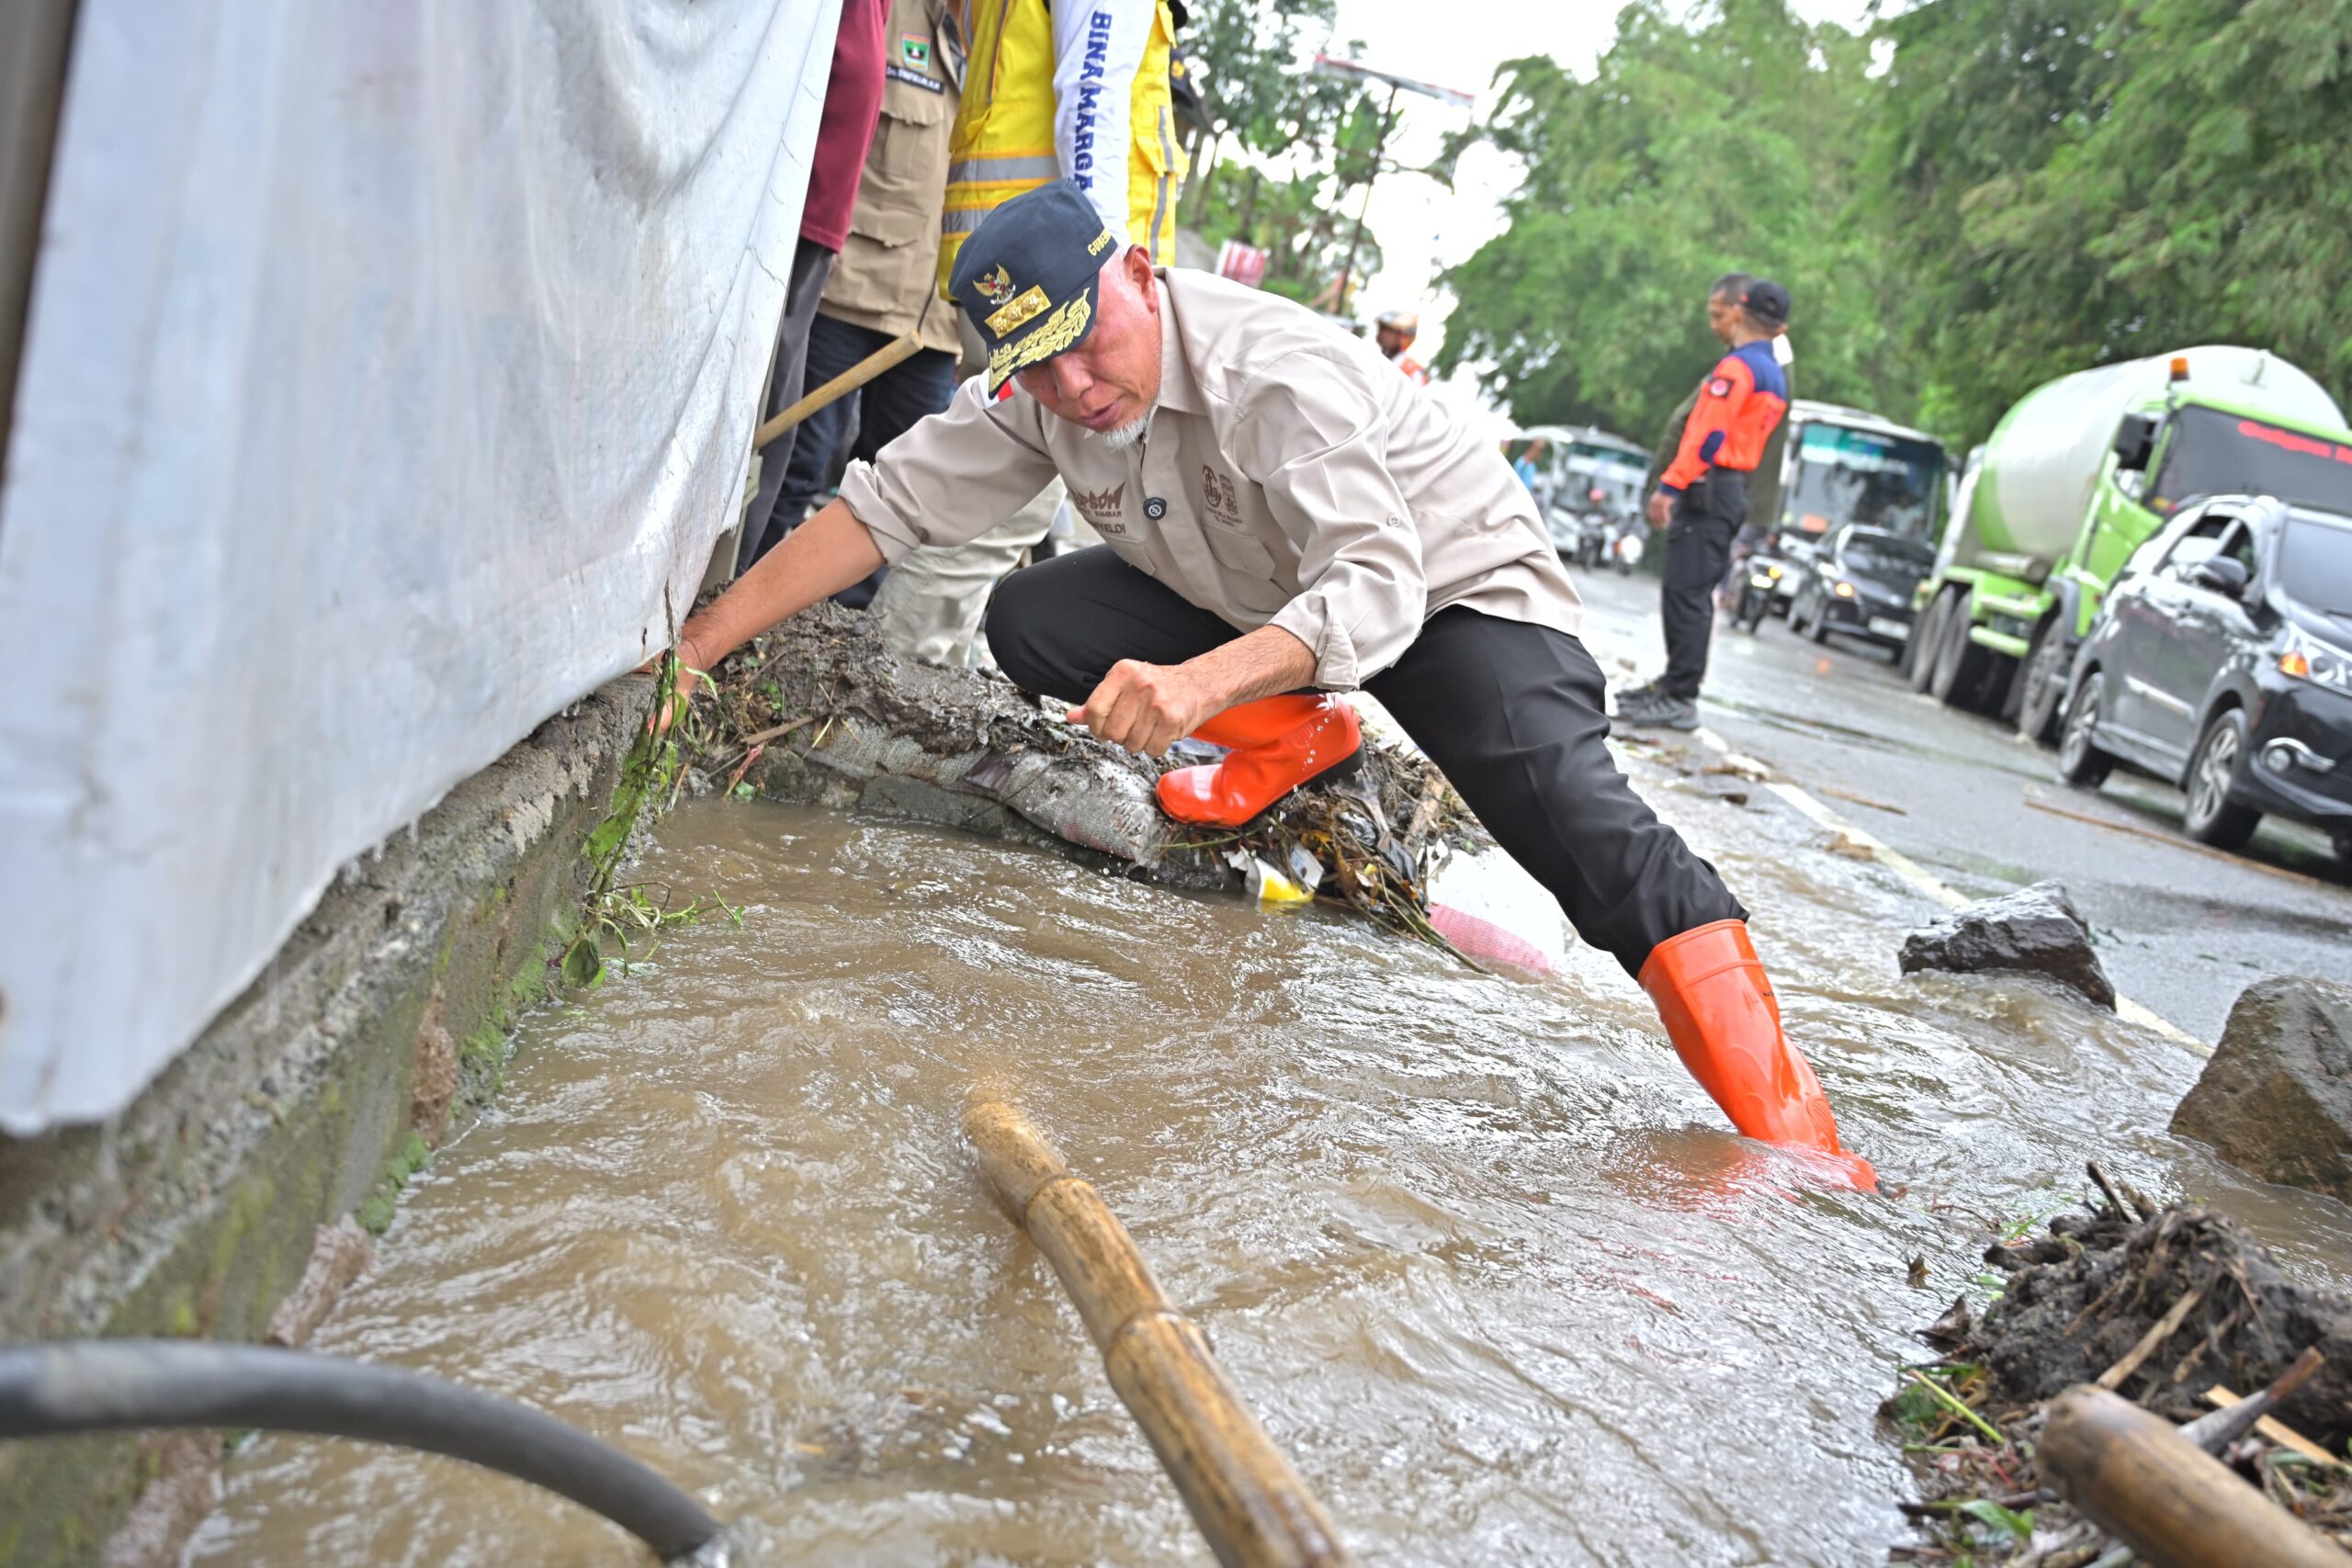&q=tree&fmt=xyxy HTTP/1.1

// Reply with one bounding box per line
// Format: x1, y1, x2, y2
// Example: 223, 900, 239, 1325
1434, 1, 1905, 442
1179, 0, 1387, 301
1875, 0, 2352, 445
